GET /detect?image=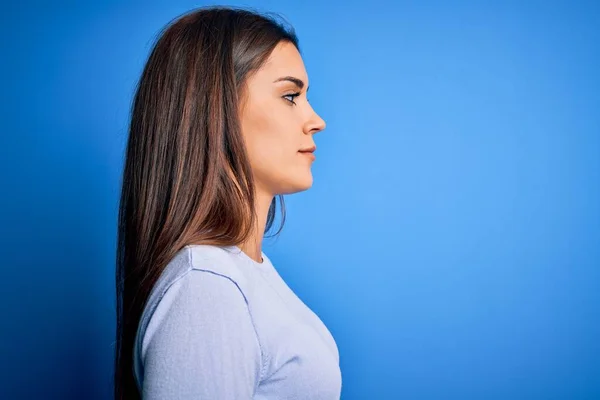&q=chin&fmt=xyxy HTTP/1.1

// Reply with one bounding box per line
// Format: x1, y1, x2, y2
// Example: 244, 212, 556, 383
276, 173, 313, 195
